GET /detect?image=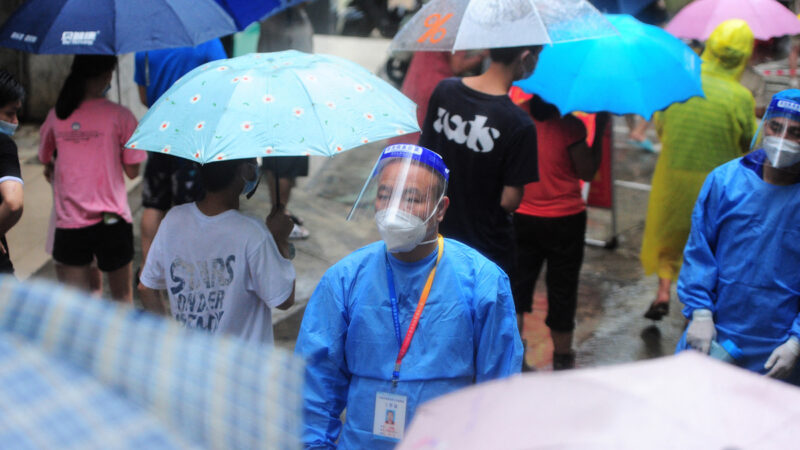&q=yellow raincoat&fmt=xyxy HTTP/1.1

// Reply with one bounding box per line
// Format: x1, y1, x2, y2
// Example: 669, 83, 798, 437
641, 19, 757, 280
